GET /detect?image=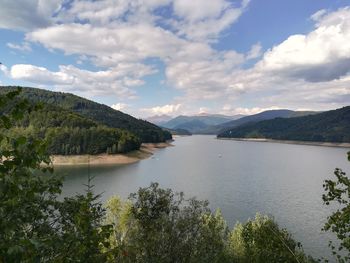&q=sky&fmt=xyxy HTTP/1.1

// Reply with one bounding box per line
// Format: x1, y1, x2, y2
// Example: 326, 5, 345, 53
0, 0, 350, 118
